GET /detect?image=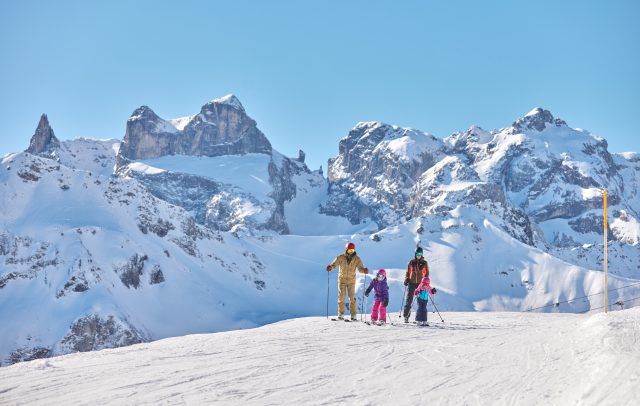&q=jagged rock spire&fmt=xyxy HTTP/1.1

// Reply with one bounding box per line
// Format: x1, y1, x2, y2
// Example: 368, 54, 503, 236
26, 114, 60, 155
